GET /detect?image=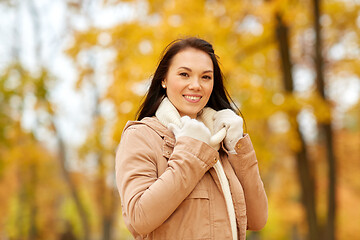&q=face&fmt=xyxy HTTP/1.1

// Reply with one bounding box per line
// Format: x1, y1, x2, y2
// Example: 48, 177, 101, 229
162, 48, 214, 119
